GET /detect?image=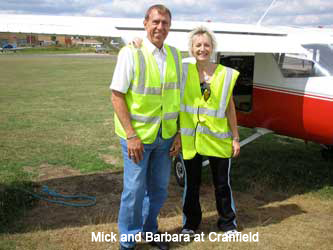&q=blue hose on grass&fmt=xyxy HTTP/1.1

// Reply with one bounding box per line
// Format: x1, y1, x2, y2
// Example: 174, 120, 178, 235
24, 185, 96, 207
